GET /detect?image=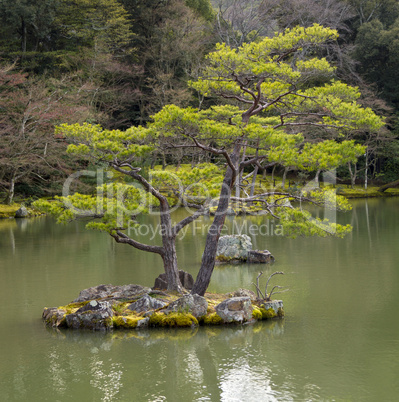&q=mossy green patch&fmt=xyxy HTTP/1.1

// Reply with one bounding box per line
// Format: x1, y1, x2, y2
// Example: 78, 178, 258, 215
259, 307, 277, 319
206, 306, 216, 315
149, 312, 198, 327
57, 301, 89, 314
336, 187, 399, 198
0, 204, 20, 218
112, 316, 141, 328
148, 312, 166, 326
202, 312, 223, 325
252, 307, 263, 320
